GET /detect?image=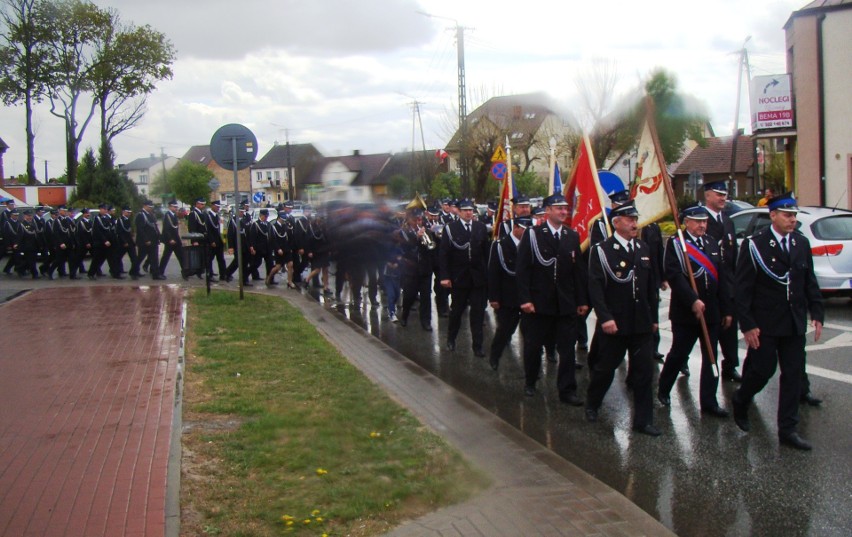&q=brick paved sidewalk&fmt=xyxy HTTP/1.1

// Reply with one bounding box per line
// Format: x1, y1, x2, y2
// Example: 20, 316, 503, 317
281, 291, 675, 537
0, 286, 184, 537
